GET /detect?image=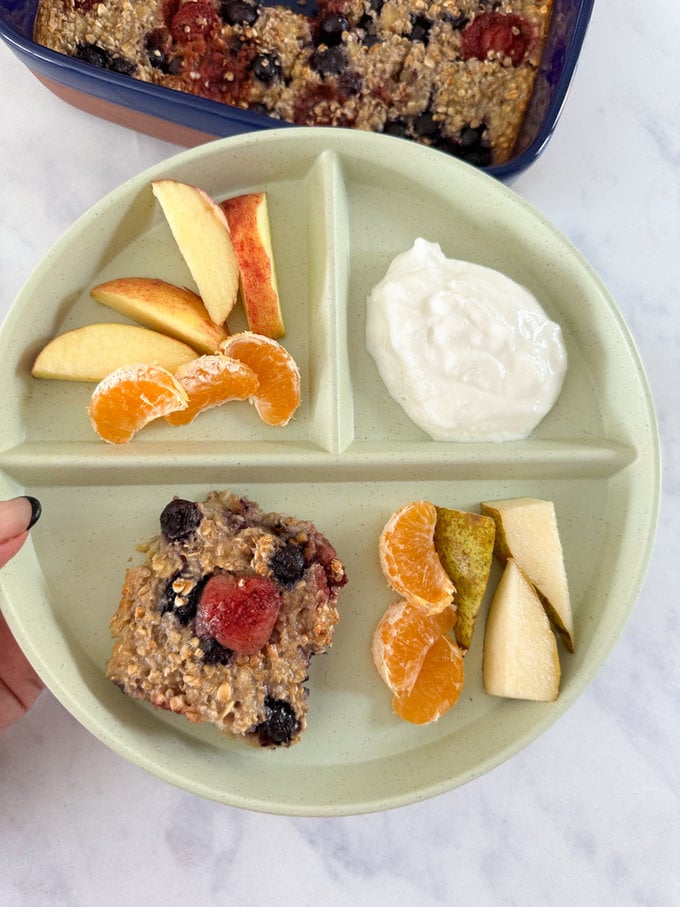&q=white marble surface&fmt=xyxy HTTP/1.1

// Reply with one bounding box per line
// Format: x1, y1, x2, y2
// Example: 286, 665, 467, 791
1, 0, 679, 903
